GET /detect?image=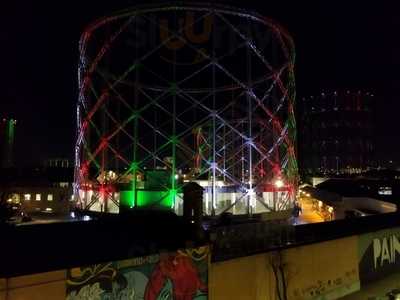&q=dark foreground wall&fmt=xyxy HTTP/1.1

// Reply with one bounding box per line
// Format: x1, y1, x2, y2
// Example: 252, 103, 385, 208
2, 213, 400, 299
